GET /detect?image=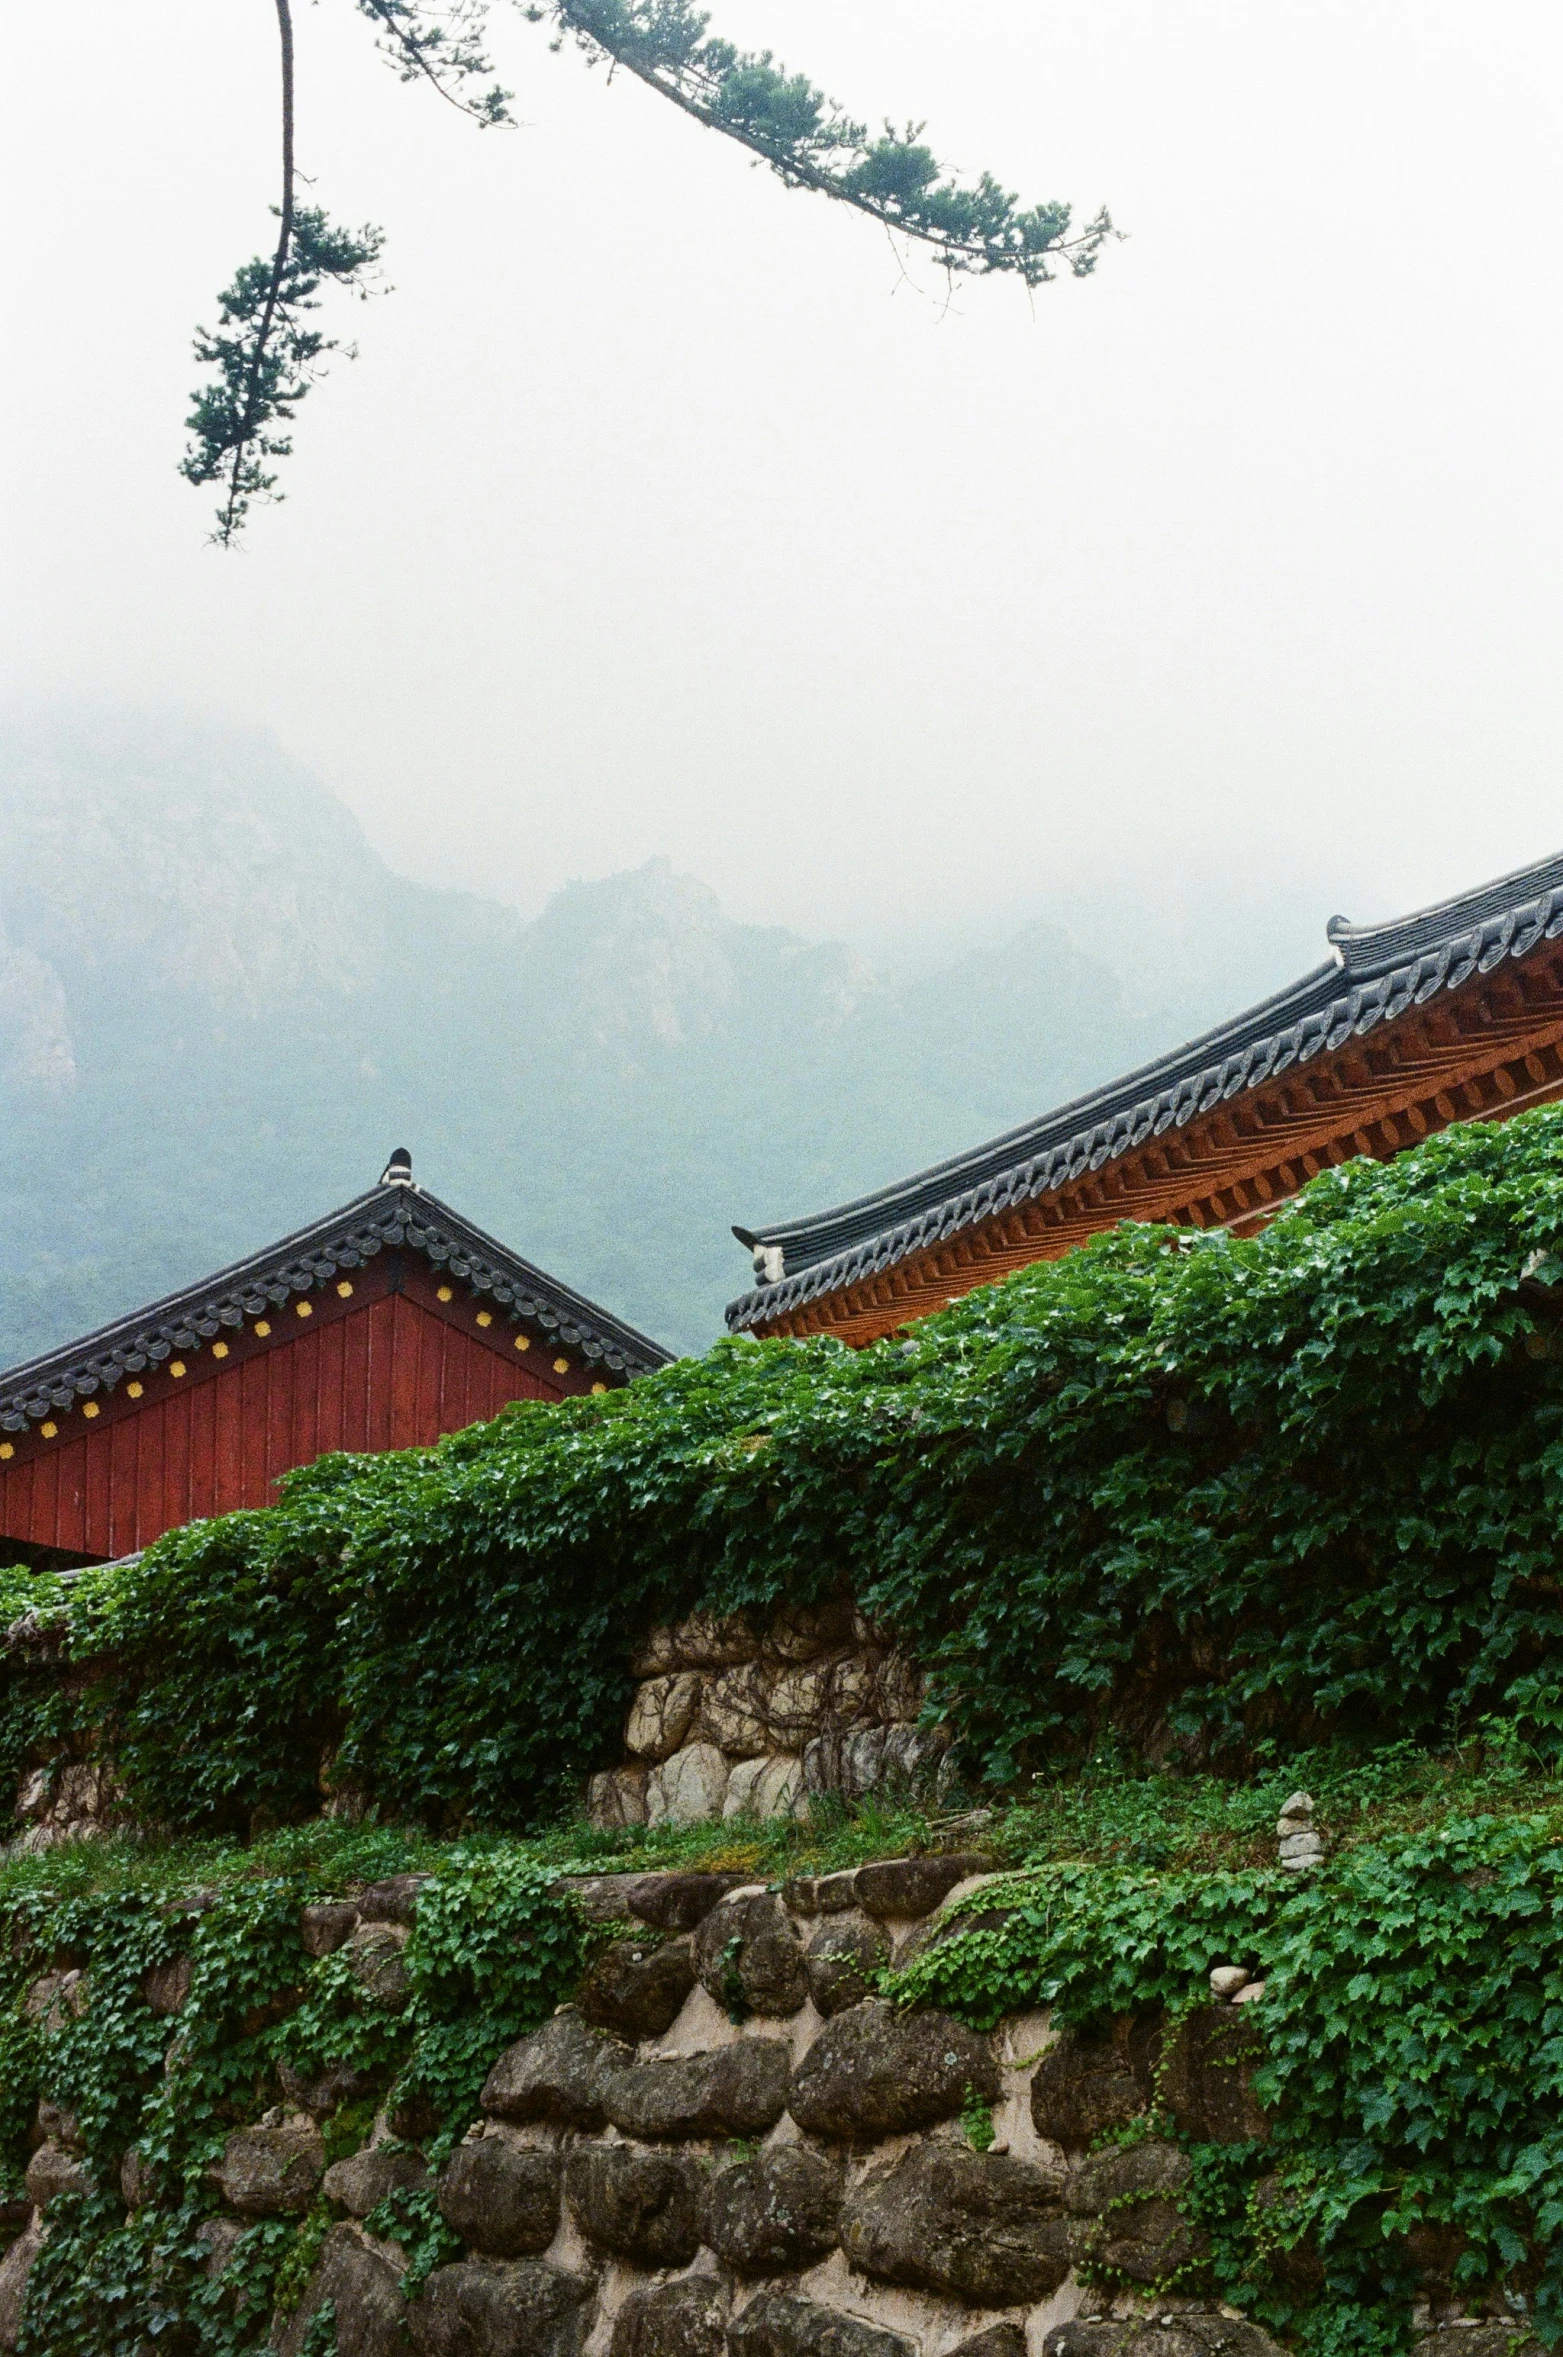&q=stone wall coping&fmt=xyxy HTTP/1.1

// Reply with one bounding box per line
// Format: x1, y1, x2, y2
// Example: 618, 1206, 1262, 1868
555, 1857, 1002, 1936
